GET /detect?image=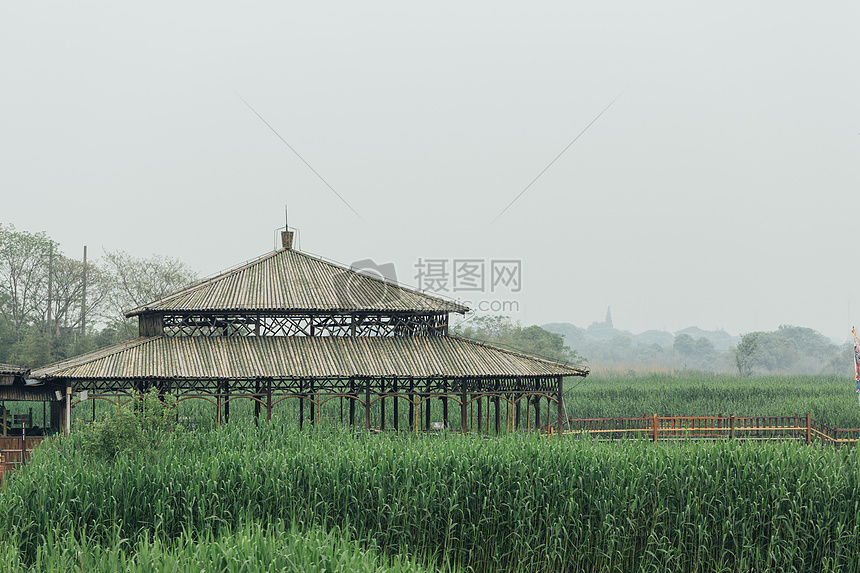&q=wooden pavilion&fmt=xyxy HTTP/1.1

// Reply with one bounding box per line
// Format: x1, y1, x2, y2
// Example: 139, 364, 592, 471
32, 232, 588, 433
